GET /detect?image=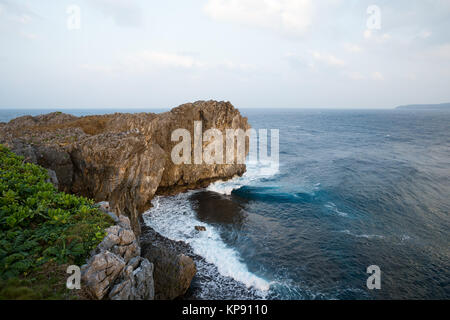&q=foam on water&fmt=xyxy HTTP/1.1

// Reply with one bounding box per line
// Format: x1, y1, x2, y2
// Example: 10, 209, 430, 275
324, 202, 349, 217
339, 230, 385, 239
143, 192, 270, 293
207, 160, 280, 195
